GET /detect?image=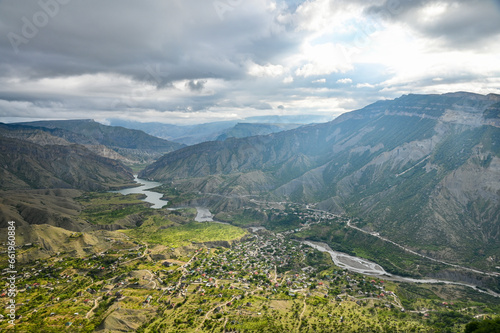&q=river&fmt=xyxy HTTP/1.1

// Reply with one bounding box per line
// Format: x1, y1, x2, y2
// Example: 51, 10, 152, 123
195, 207, 214, 222
302, 241, 500, 297
303, 241, 499, 298
112, 178, 218, 221
112, 176, 168, 209
303, 241, 389, 276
